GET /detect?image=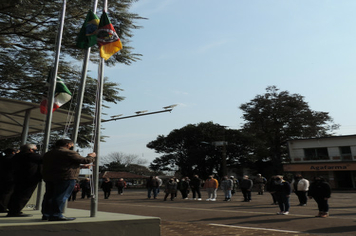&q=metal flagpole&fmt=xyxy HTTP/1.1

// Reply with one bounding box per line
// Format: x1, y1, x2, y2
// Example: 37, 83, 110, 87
36, 0, 67, 210
91, 0, 108, 217
71, 0, 99, 146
